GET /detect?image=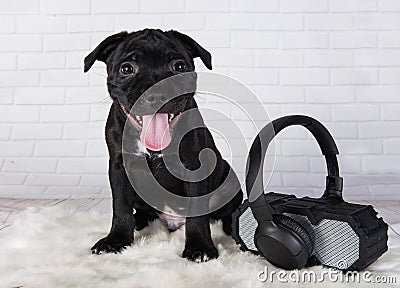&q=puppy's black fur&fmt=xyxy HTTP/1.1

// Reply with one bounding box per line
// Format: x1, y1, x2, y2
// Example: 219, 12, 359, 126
84, 29, 243, 262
